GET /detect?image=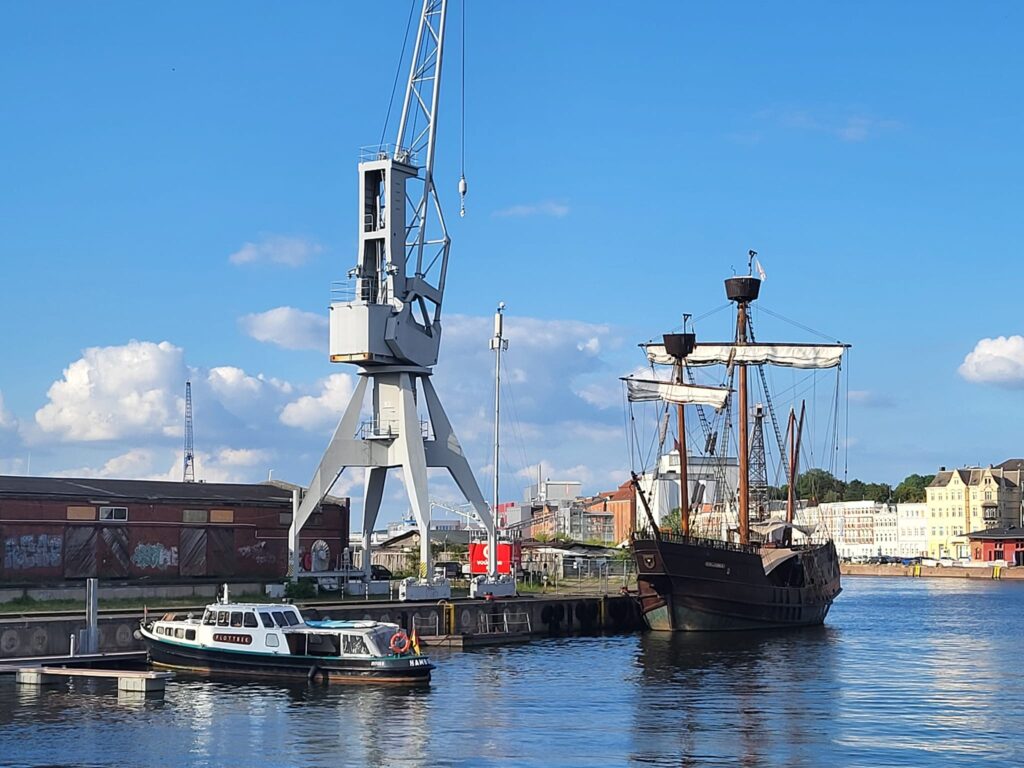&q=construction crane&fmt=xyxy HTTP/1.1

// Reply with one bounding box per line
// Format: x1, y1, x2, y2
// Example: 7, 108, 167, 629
183, 381, 195, 483
290, 0, 512, 600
